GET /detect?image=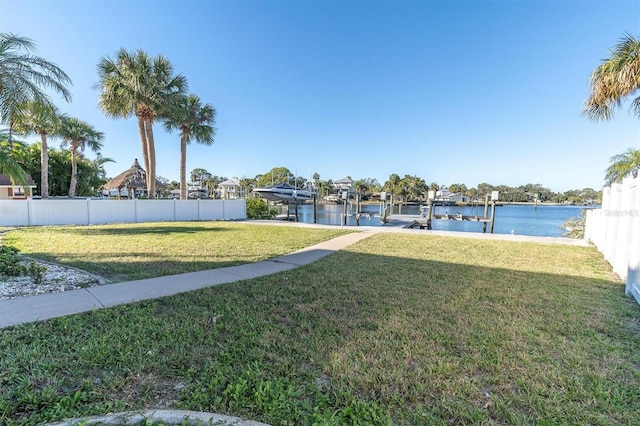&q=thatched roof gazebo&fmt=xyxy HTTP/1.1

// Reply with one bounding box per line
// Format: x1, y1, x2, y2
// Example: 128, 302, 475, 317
103, 159, 148, 199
